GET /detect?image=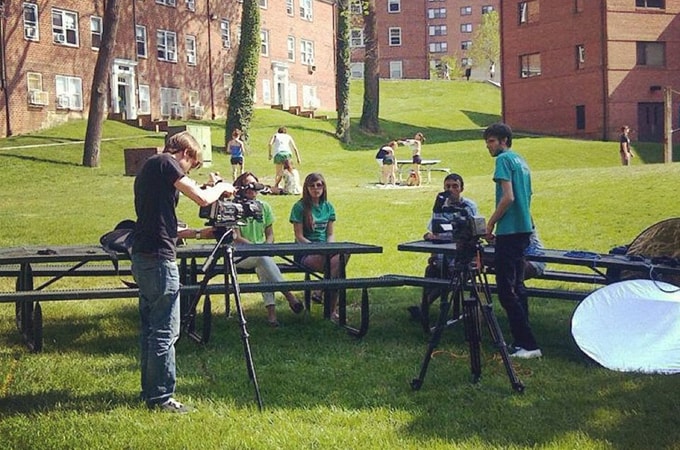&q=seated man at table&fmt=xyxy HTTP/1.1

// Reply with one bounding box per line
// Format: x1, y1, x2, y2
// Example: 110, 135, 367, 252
408, 174, 479, 320
197, 172, 304, 327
